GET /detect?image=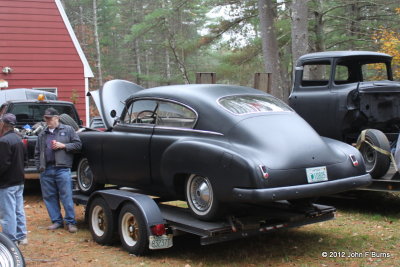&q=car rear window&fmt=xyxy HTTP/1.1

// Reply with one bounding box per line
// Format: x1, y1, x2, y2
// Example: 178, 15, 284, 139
218, 95, 292, 115
9, 104, 79, 125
